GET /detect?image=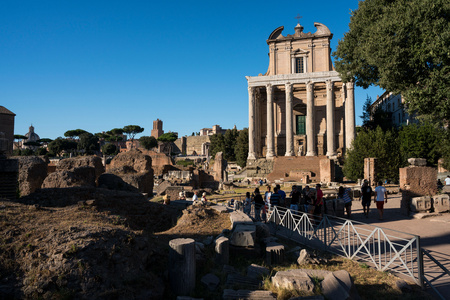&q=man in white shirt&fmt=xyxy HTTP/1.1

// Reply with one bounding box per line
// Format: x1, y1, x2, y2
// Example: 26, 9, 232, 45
445, 176, 450, 186
192, 191, 199, 201
374, 181, 388, 220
